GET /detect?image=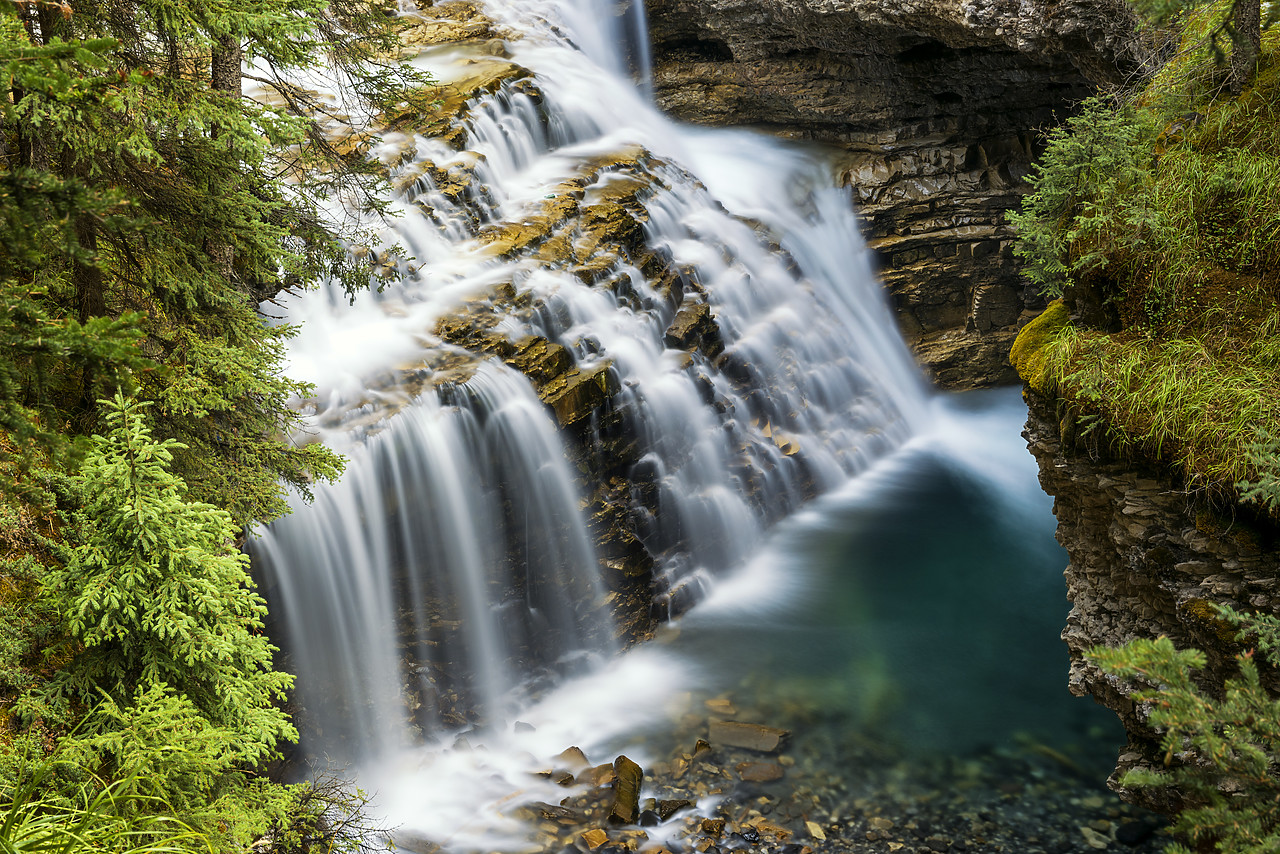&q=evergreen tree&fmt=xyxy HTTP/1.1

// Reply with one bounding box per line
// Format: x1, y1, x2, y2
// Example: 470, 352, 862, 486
46, 393, 294, 769
1091, 606, 1280, 851
1, 0, 432, 522
1128, 0, 1272, 93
